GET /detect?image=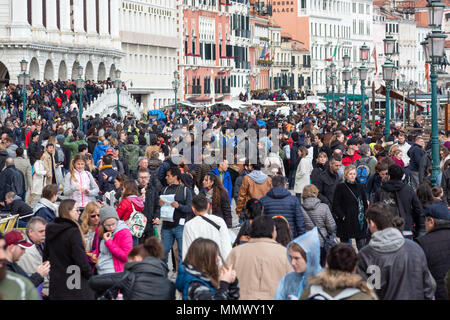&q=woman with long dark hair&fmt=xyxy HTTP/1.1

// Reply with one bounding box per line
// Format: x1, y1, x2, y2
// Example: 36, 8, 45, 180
201, 173, 232, 228
233, 198, 263, 247
175, 238, 240, 300
416, 183, 434, 237
43, 199, 95, 300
